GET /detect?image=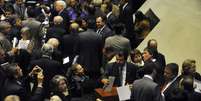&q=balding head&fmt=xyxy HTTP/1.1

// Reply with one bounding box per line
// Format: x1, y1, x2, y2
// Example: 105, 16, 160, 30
41, 43, 54, 56
53, 16, 63, 25
4, 95, 20, 101
47, 38, 60, 49
147, 39, 158, 49
70, 22, 79, 33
